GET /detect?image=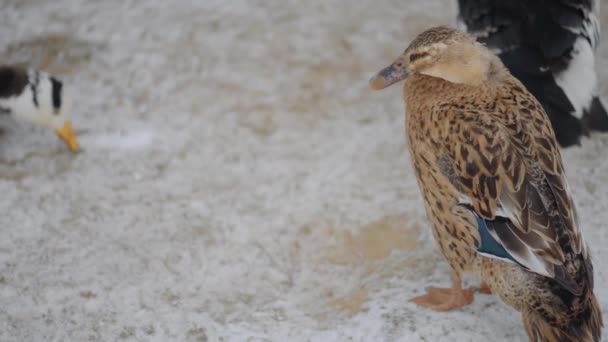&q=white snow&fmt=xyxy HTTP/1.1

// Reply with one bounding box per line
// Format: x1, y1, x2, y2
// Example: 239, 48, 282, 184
82, 130, 156, 150
0, 1, 607, 341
